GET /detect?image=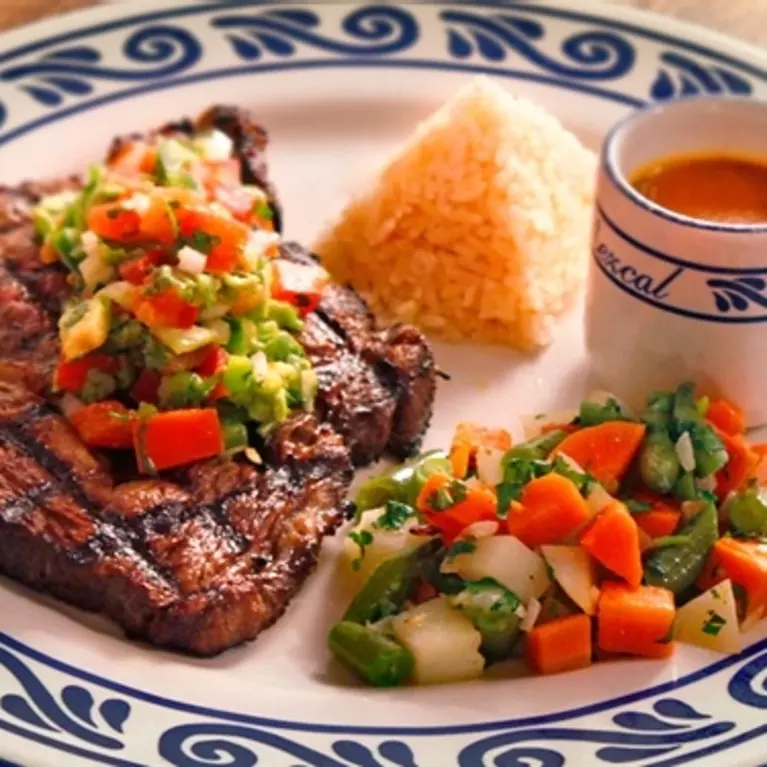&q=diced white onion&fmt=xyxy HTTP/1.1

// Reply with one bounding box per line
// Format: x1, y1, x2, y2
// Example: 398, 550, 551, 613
676, 431, 696, 473
177, 246, 207, 275
460, 520, 499, 539
200, 303, 231, 322
520, 597, 541, 632
195, 130, 234, 161
251, 351, 268, 381
244, 447, 262, 465
122, 193, 150, 213
80, 230, 101, 258
587, 483, 614, 514
696, 475, 718, 493
60, 393, 84, 418
243, 230, 281, 270
475, 446, 505, 487
681, 500, 706, 522
206, 319, 231, 347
